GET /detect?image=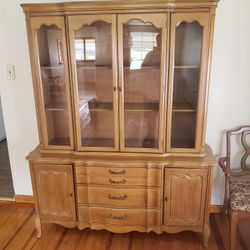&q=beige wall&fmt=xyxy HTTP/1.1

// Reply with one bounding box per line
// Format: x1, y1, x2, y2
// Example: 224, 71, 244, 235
0, 0, 250, 204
